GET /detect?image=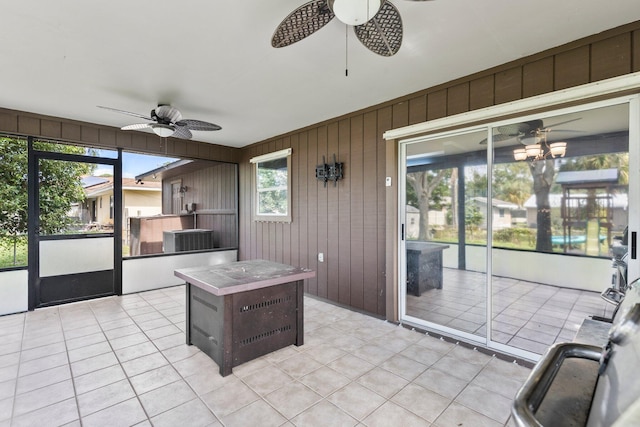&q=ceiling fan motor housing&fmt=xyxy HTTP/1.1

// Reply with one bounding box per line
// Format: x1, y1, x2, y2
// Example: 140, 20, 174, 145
328, 0, 382, 25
